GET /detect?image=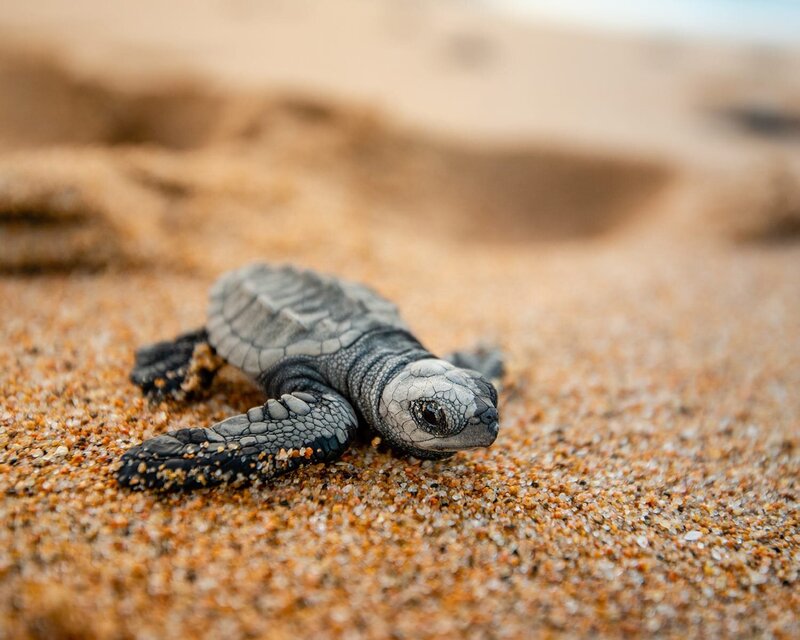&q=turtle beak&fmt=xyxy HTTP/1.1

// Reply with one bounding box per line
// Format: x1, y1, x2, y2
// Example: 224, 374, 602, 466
425, 404, 499, 451
472, 403, 500, 446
